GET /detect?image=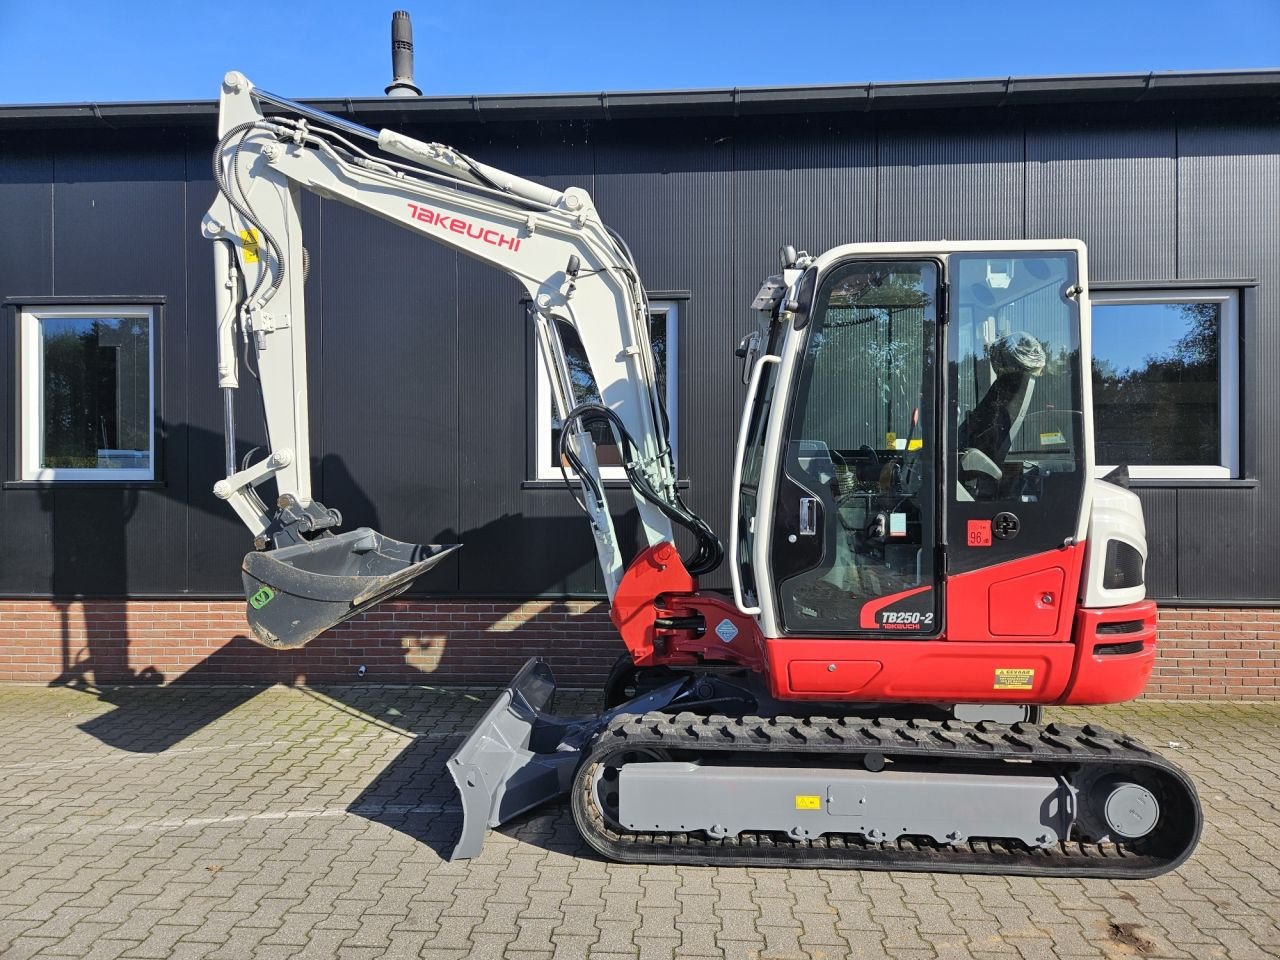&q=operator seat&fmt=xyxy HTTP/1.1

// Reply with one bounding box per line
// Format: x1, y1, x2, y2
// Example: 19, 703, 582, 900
957, 331, 1046, 498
